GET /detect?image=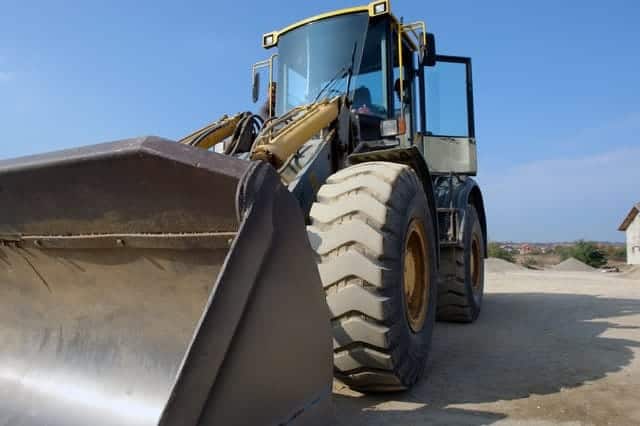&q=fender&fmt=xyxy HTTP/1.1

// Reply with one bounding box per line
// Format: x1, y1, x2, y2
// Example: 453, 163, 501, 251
348, 146, 440, 265
433, 175, 487, 257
